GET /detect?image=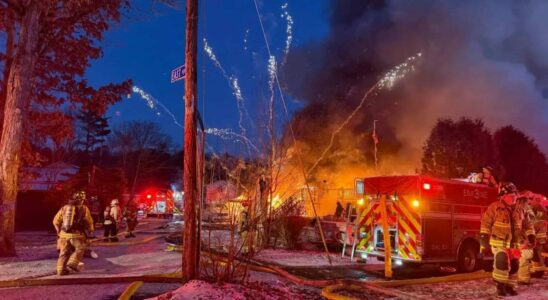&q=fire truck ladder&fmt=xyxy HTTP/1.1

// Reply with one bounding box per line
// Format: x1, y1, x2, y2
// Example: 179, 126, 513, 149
340, 195, 394, 278
341, 203, 361, 261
